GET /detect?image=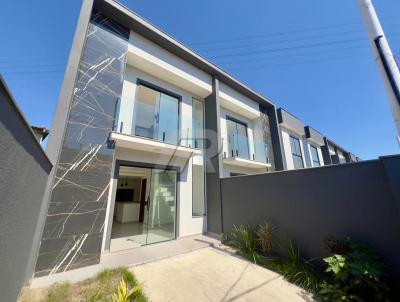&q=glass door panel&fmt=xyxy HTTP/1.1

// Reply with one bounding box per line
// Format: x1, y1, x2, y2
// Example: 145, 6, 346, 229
226, 118, 249, 159
145, 169, 177, 245
158, 94, 179, 144
227, 119, 238, 157
236, 122, 250, 159
134, 85, 160, 139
